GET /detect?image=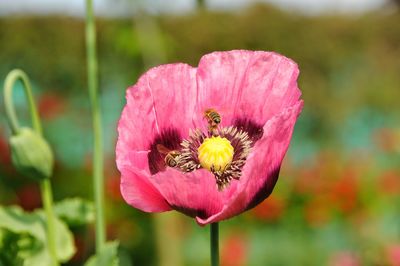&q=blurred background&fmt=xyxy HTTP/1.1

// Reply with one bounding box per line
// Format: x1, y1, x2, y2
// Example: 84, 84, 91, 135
1, 0, 400, 265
